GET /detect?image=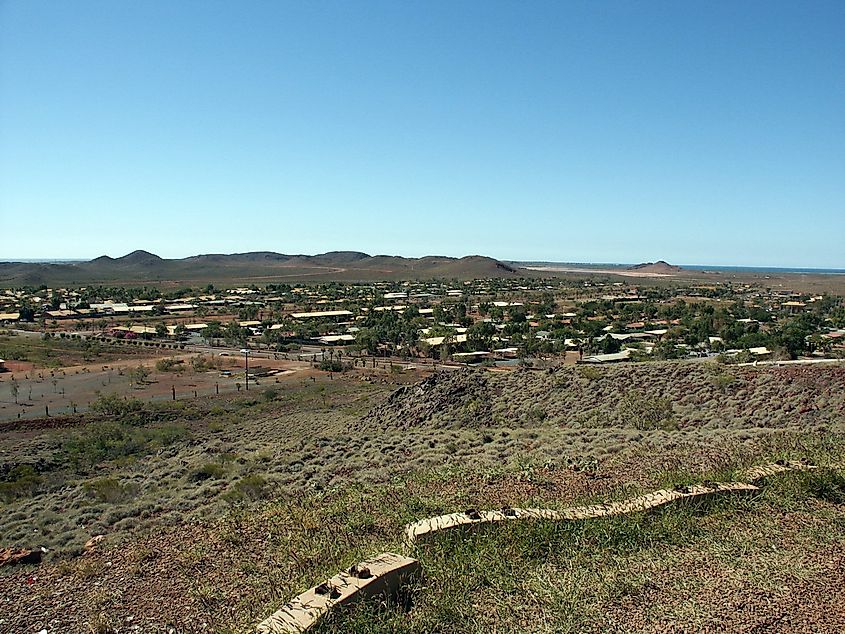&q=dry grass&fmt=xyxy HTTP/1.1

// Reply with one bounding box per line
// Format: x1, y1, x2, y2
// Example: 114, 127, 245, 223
0, 361, 843, 632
